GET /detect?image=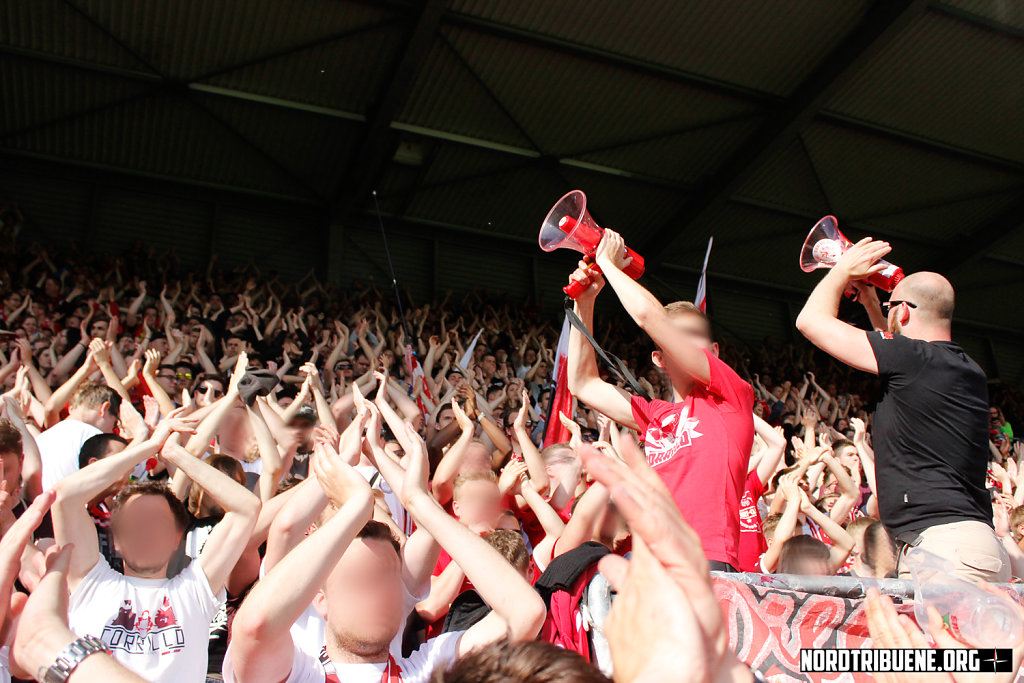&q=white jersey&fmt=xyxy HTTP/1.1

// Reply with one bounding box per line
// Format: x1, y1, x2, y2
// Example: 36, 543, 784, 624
223, 632, 462, 683
68, 557, 225, 682
38, 419, 101, 489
